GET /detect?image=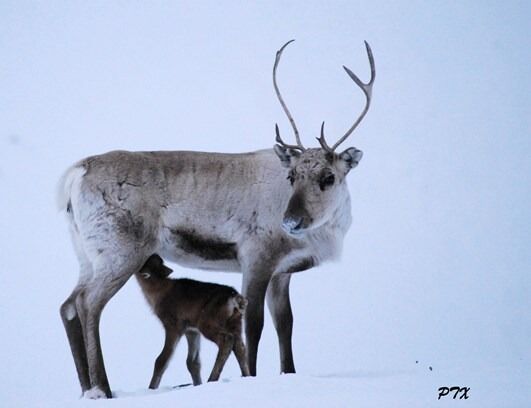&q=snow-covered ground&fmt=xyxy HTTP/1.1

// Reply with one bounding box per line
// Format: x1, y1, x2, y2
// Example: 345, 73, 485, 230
1, 2, 530, 407
12, 366, 531, 408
